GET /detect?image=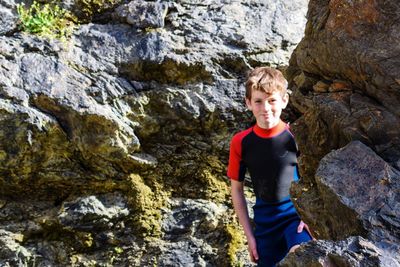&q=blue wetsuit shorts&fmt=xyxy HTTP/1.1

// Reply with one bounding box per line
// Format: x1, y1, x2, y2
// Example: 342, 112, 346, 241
253, 197, 312, 267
